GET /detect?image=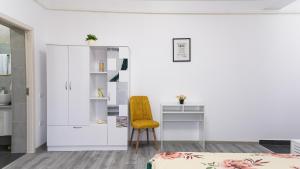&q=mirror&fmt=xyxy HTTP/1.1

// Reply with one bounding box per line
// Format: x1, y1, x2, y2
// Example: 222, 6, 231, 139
0, 24, 11, 76
0, 54, 11, 75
